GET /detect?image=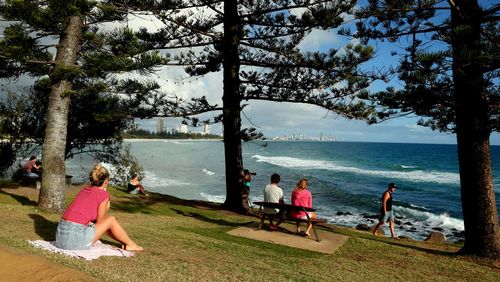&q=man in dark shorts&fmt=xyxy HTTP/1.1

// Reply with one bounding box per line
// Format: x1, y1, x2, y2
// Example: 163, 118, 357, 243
373, 183, 399, 239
